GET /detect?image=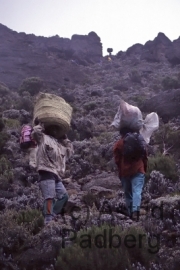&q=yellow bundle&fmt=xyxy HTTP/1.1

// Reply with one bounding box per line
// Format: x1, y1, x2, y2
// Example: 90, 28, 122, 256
33, 92, 72, 136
